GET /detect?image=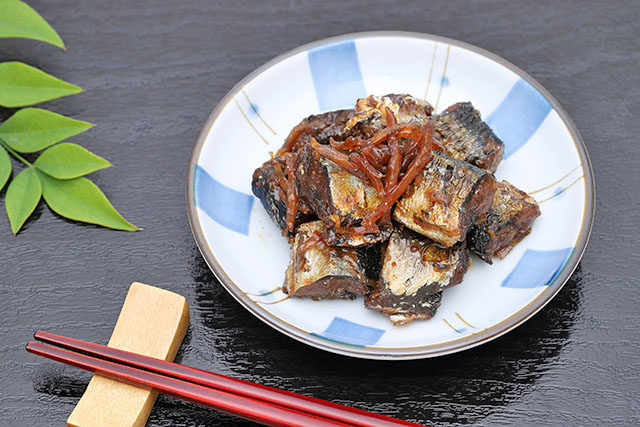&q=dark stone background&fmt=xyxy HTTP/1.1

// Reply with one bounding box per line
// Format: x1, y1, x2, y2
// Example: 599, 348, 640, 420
1, 1, 638, 425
